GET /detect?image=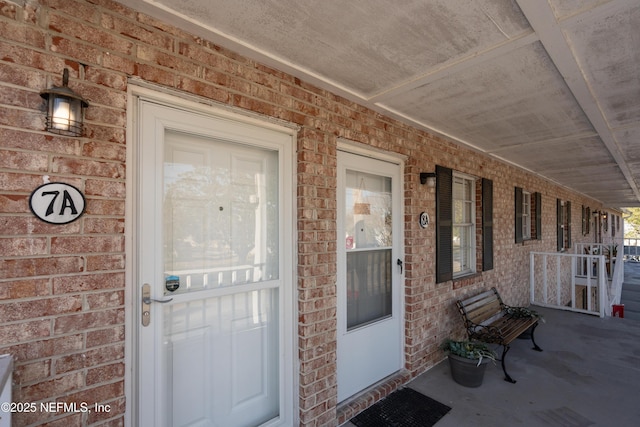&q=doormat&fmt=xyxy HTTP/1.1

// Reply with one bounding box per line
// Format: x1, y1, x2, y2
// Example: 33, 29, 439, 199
350, 387, 451, 427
